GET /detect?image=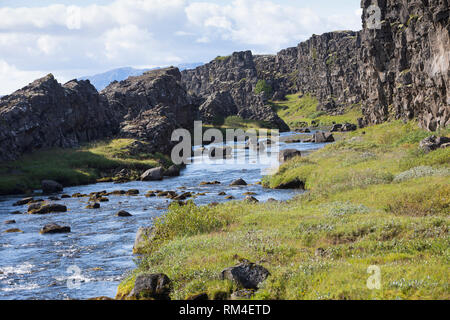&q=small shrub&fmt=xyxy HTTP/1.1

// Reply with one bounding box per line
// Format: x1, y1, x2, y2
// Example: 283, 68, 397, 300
393, 166, 450, 183
324, 201, 371, 217
254, 80, 273, 97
